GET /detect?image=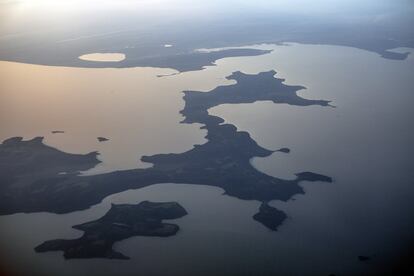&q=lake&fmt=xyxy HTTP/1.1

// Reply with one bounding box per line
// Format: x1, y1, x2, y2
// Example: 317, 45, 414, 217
78, 53, 126, 62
